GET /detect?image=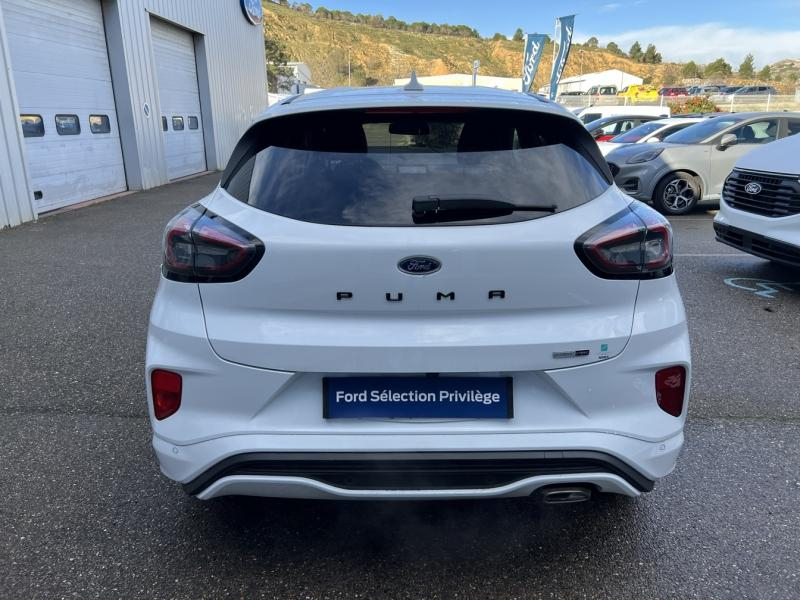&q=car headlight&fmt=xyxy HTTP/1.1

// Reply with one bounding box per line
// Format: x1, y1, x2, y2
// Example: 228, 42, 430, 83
626, 148, 665, 164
